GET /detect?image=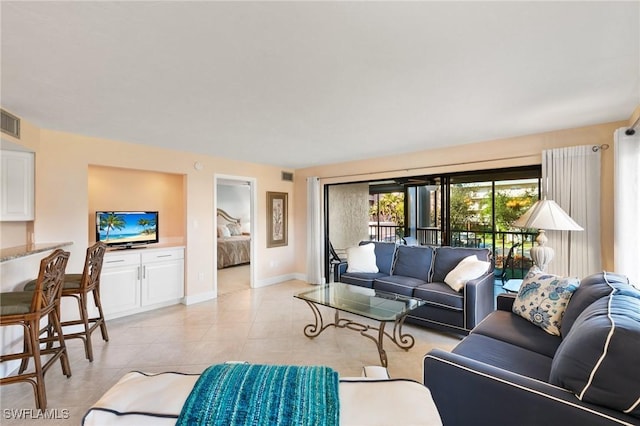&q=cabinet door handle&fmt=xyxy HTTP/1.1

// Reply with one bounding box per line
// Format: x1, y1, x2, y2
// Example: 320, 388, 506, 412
106, 259, 125, 264
143, 265, 146, 279
156, 254, 172, 258
137, 266, 141, 281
